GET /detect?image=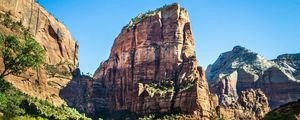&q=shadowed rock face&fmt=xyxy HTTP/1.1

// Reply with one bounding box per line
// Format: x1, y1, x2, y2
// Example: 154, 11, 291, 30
60, 69, 95, 115
207, 46, 300, 110
61, 3, 211, 119
0, 0, 78, 105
